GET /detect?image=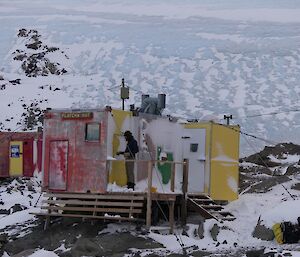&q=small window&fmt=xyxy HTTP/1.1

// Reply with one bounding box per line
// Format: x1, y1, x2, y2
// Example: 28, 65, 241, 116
85, 123, 100, 141
190, 143, 198, 152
